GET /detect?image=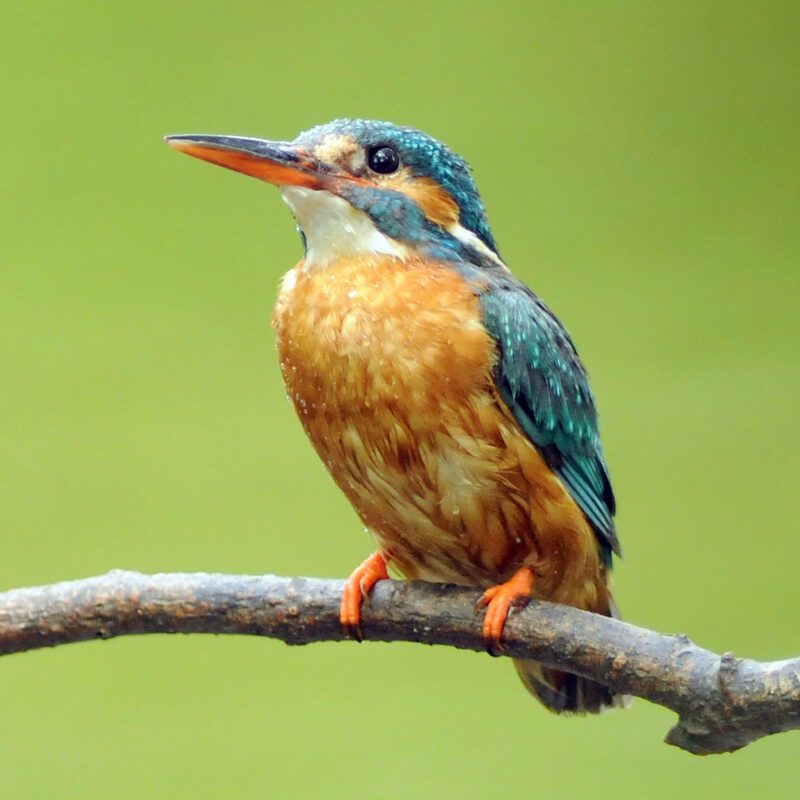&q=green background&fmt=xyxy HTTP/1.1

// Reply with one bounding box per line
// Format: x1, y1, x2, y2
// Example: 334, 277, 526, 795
2, 1, 798, 796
